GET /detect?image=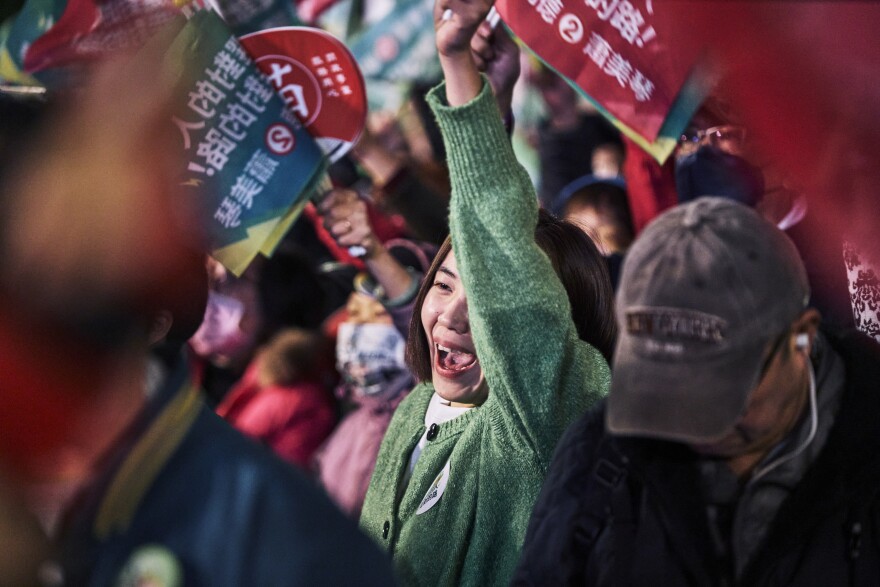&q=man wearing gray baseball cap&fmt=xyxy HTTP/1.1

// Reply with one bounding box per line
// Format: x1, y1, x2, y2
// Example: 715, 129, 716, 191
514, 197, 880, 586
